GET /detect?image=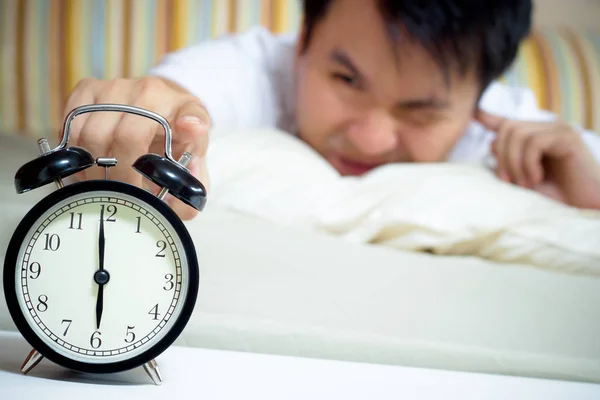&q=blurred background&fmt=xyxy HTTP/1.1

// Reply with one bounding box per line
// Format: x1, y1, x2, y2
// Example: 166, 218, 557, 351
0, 0, 599, 140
